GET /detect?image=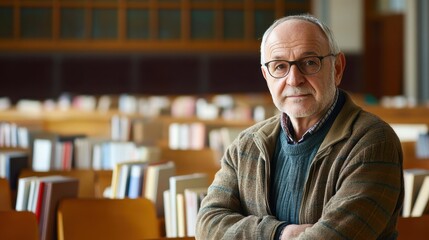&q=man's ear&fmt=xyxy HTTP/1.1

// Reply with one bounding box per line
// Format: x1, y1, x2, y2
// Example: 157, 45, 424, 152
334, 52, 346, 86
261, 66, 269, 81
